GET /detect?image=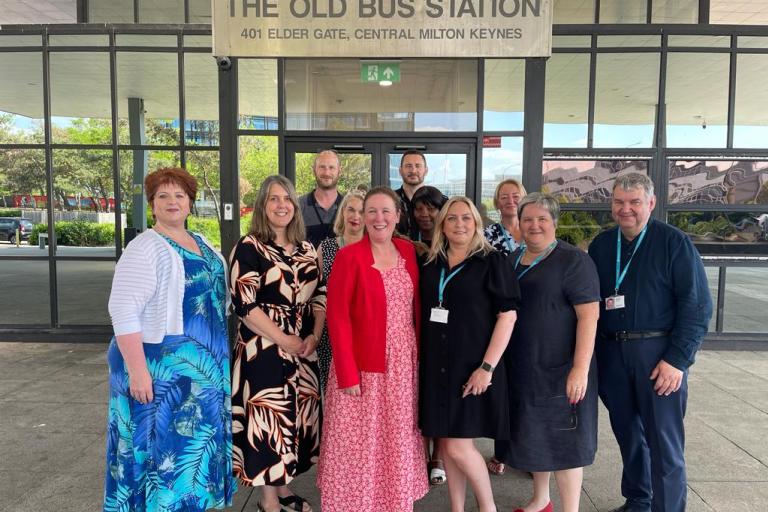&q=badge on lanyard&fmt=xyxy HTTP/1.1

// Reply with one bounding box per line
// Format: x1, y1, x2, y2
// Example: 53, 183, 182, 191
609, 225, 647, 311
431, 264, 465, 324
